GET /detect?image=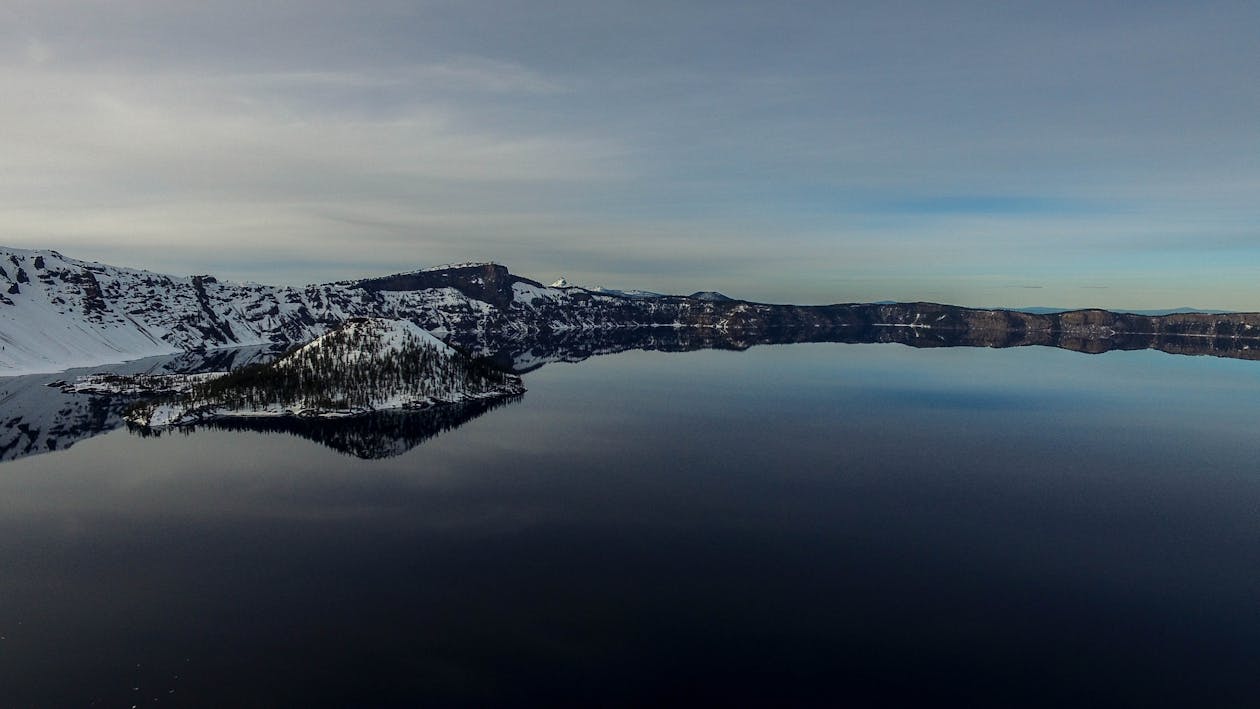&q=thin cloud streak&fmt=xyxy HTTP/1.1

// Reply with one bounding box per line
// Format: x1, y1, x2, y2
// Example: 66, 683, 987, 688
0, 1, 1257, 309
